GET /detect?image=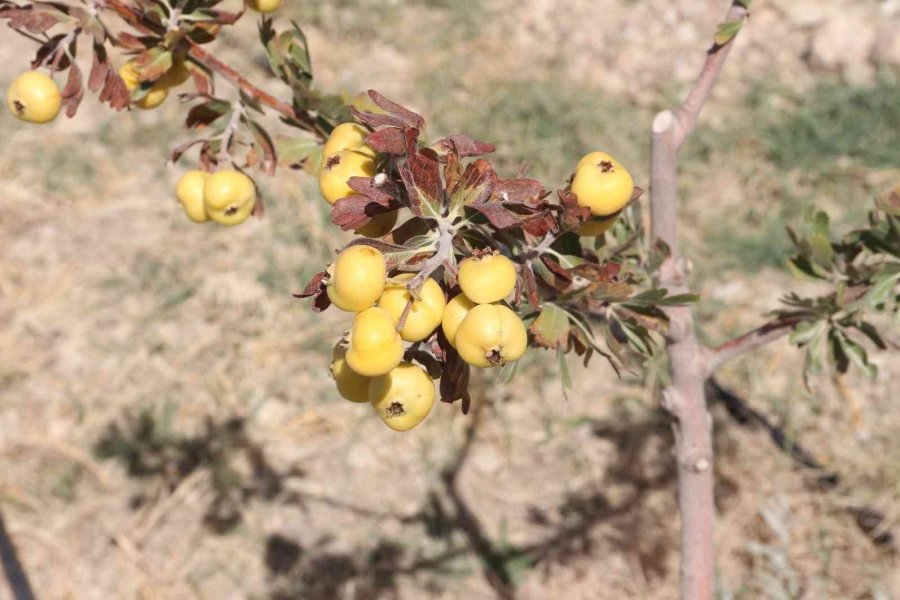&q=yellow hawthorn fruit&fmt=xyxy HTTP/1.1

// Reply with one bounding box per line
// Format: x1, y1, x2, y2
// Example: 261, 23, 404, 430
246, 0, 283, 13
323, 122, 377, 160
441, 293, 476, 348
203, 169, 256, 226
455, 304, 527, 368
346, 307, 404, 377
571, 151, 634, 217
175, 170, 210, 223
6, 71, 61, 124
354, 210, 398, 238
577, 211, 620, 237
378, 274, 447, 342
318, 150, 376, 204
119, 62, 168, 110
331, 343, 370, 403
457, 253, 517, 304
157, 55, 191, 89
368, 362, 435, 432
327, 245, 387, 312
